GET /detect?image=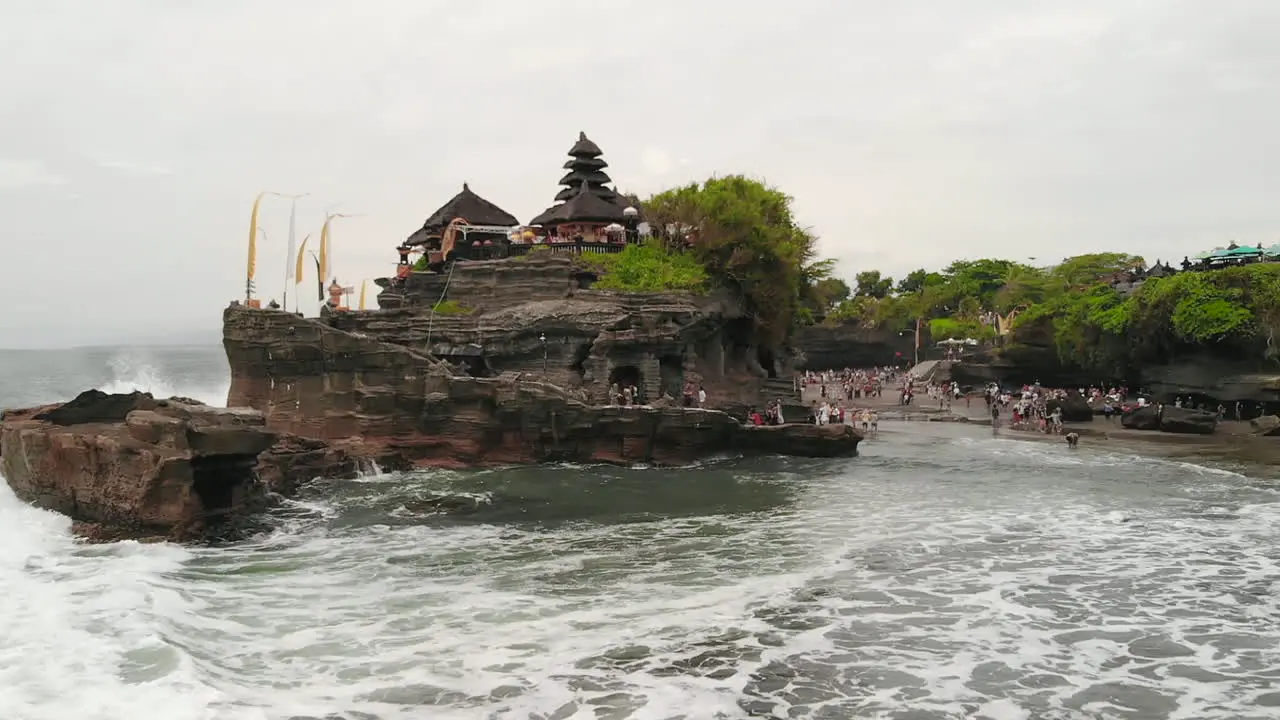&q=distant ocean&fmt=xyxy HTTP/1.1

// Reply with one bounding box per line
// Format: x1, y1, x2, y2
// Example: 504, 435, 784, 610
0, 344, 230, 410
2, 345, 1279, 719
